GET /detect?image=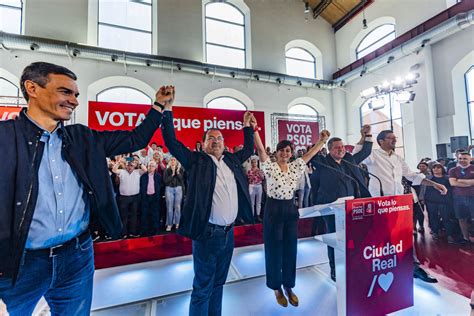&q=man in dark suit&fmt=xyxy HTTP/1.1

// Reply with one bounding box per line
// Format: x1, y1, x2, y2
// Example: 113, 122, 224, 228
310, 125, 373, 281
140, 160, 162, 236
159, 92, 254, 316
